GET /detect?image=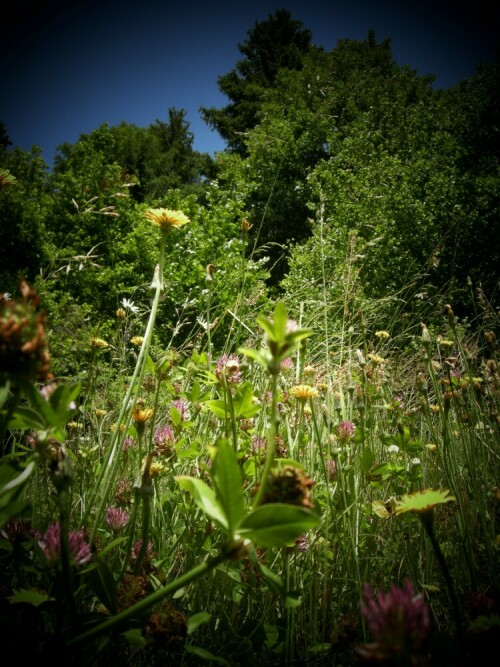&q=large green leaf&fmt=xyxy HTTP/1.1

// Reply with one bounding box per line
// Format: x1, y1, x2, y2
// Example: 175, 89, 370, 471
238, 503, 320, 548
211, 440, 246, 535
175, 476, 228, 530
